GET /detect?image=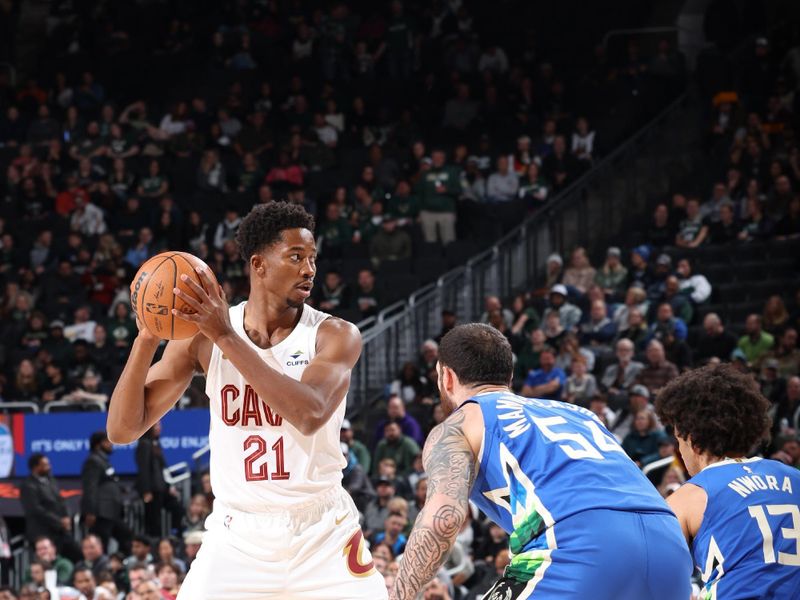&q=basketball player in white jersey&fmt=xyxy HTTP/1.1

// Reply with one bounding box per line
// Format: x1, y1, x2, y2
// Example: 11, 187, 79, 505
107, 203, 387, 599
